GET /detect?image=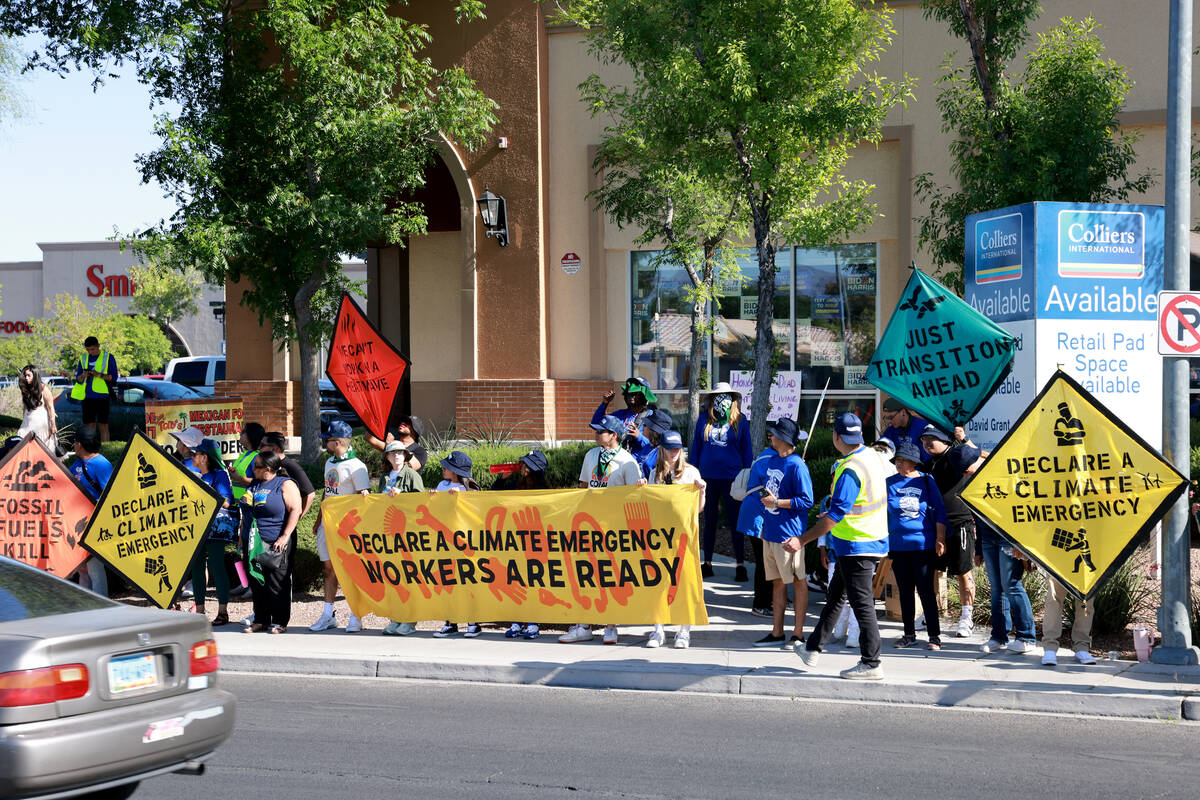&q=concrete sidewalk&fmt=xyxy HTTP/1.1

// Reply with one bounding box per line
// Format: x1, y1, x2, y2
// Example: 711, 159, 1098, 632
213, 565, 1200, 721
